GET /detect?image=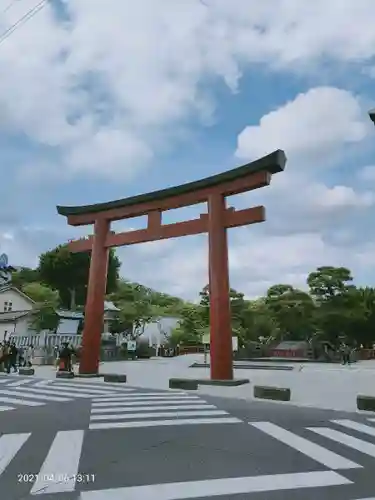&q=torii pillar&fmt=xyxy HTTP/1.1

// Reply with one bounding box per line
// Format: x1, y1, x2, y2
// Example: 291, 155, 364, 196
79, 219, 110, 374
208, 193, 232, 380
